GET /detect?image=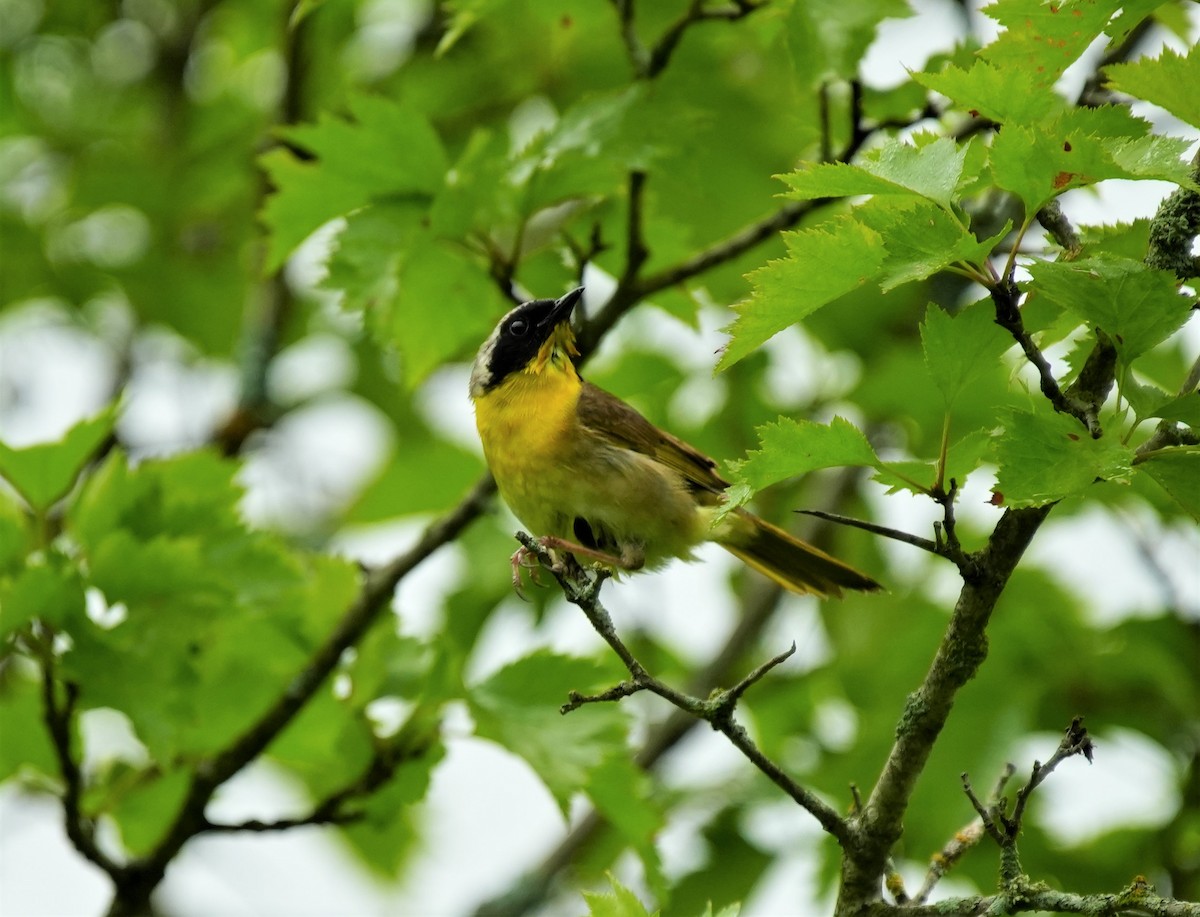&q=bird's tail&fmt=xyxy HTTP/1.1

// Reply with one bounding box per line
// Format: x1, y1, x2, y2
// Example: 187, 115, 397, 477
720, 508, 881, 598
